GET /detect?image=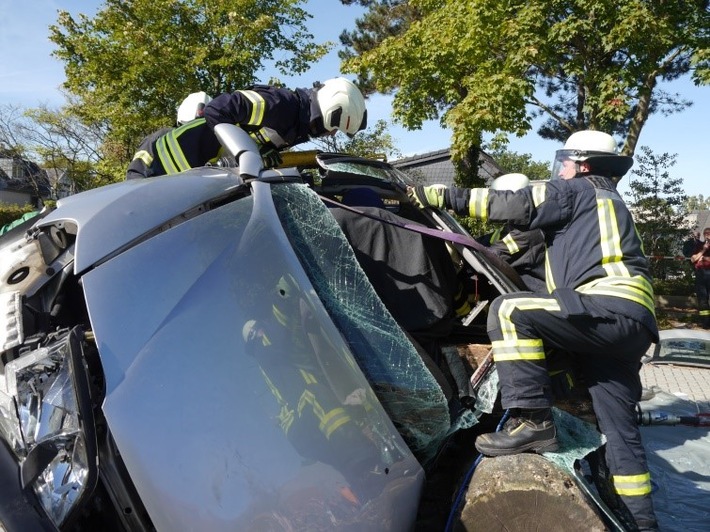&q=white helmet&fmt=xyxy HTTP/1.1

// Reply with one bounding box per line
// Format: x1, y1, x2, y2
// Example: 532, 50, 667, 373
552, 130, 633, 180
177, 91, 212, 125
491, 173, 529, 191
242, 319, 257, 343
316, 78, 367, 138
